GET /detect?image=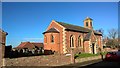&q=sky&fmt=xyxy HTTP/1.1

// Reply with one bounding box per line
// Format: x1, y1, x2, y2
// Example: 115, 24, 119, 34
2, 2, 118, 47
